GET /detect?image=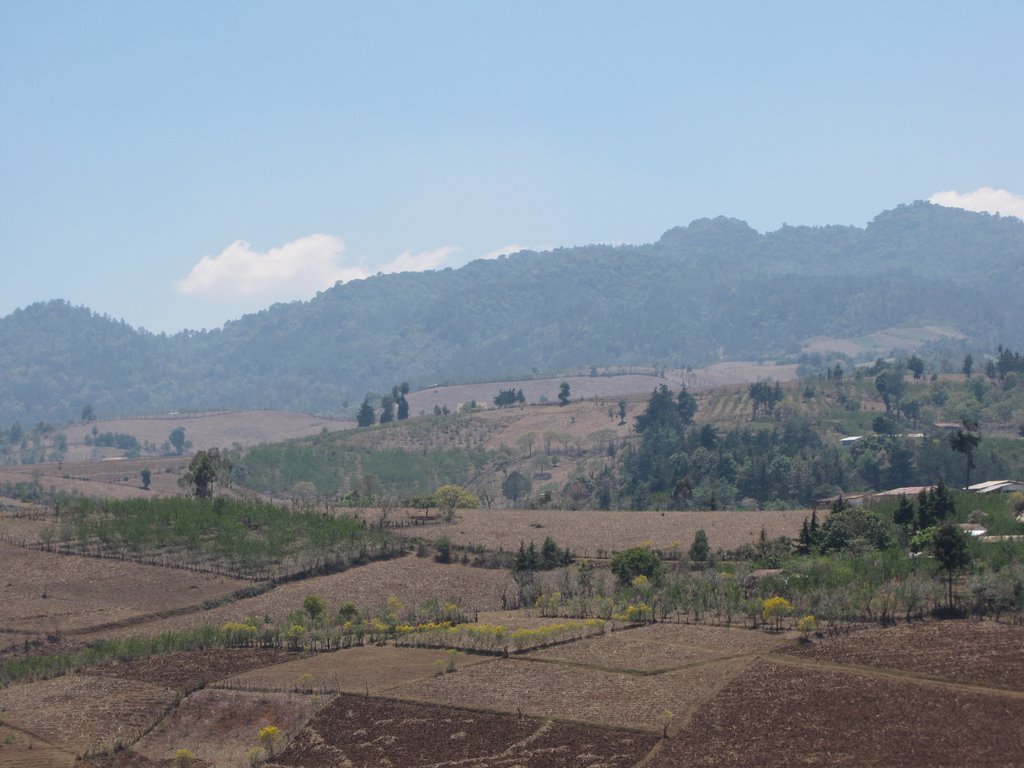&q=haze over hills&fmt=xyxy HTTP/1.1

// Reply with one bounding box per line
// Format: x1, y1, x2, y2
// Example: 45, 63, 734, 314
1, 201, 1022, 426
